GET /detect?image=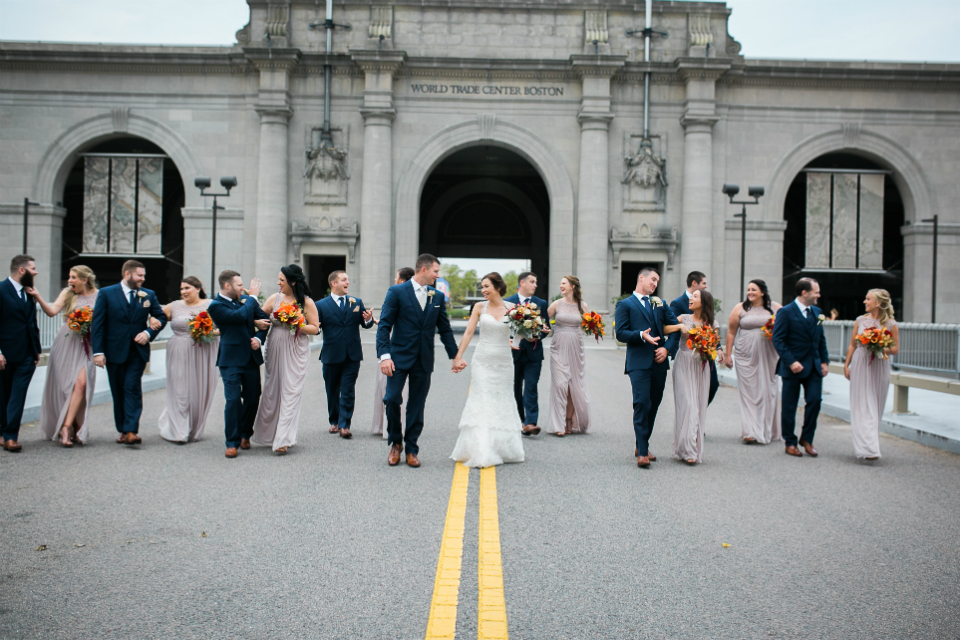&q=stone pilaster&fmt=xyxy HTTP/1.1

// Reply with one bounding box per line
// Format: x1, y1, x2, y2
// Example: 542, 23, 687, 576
0, 203, 67, 297
352, 50, 406, 304
571, 55, 624, 308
